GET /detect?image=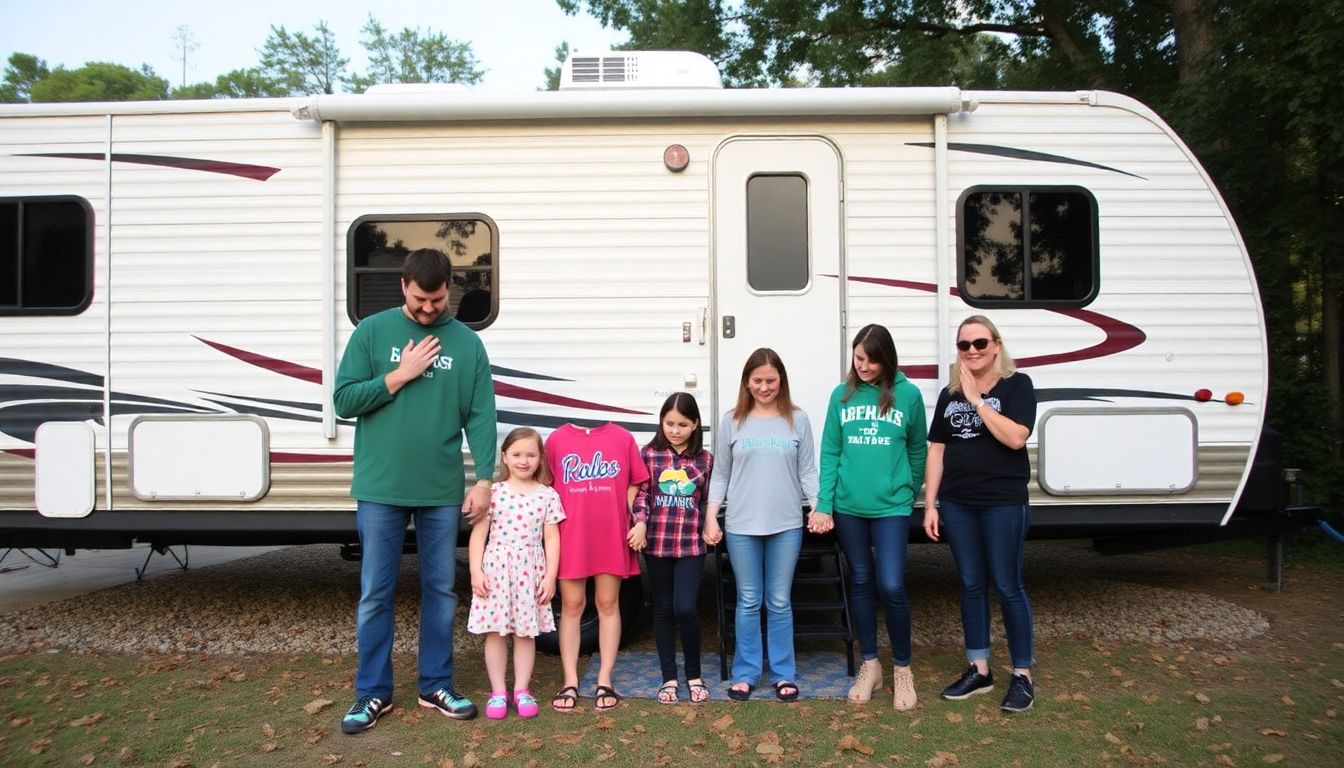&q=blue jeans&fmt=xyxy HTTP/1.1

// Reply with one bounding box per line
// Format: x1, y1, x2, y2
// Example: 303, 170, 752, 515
355, 501, 462, 700
832, 512, 912, 666
725, 527, 802, 686
938, 501, 1034, 669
